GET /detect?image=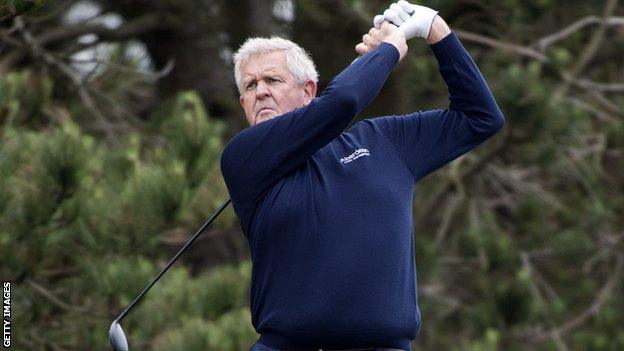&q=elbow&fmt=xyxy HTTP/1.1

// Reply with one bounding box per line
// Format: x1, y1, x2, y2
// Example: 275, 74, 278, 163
219, 144, 244, 201
486, 95, 506, 135
463, 107, 506, 138
219, 151, 231, 183
479, 100, 506, 137
489, 109, 506, 135
219, 141, 237, 181
478, 111, 505, 139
